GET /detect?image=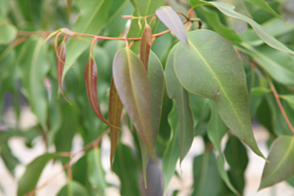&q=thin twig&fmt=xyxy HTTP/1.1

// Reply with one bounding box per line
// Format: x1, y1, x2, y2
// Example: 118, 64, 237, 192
268, 77, 294, 134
